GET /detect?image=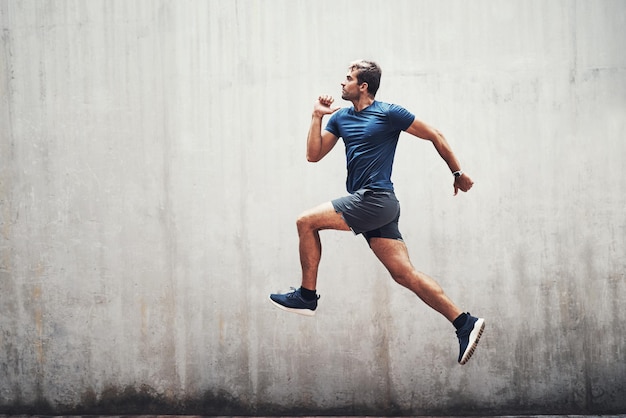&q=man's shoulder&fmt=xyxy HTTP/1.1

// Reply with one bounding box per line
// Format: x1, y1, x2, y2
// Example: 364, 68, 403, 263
372, 101, 415, 129
372, 100, 407, 112
363, 101, 409, 117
